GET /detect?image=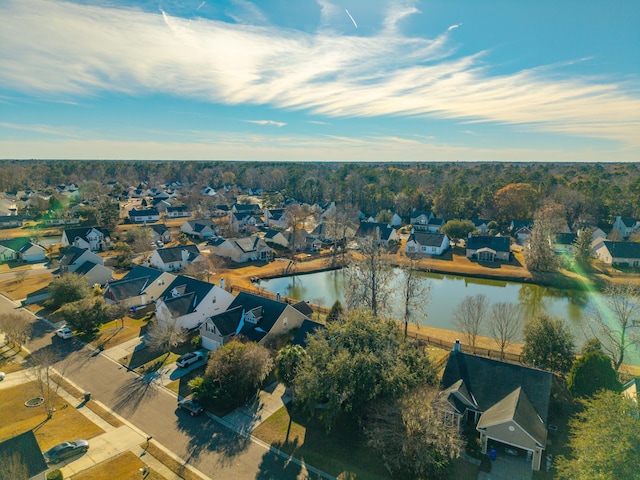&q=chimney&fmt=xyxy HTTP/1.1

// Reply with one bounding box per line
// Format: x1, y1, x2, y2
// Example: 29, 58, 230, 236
276, 292, 281, 302
181, 249, 189, 262
220, 277, 225, 290
453, 339, 461, 353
